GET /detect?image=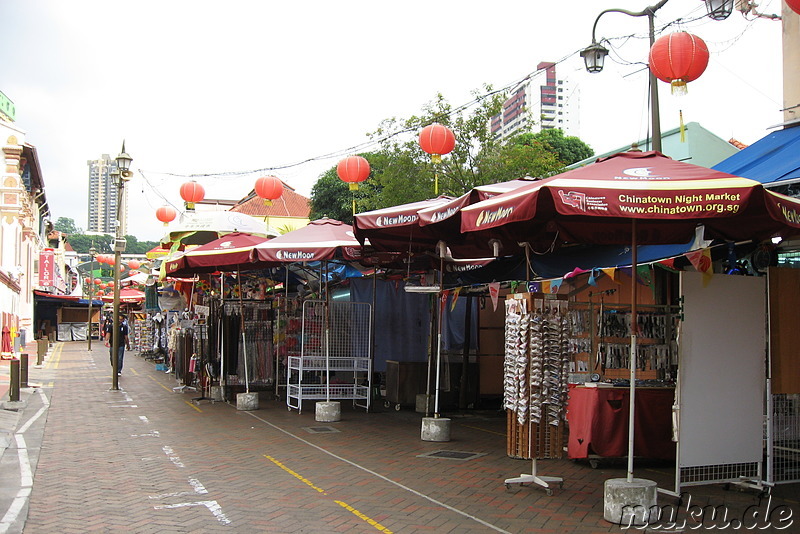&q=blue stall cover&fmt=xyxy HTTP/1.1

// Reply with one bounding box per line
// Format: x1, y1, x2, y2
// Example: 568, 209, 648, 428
350, 279, 431, 372
350, 279, 478, 372
713, 124, 800, 185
